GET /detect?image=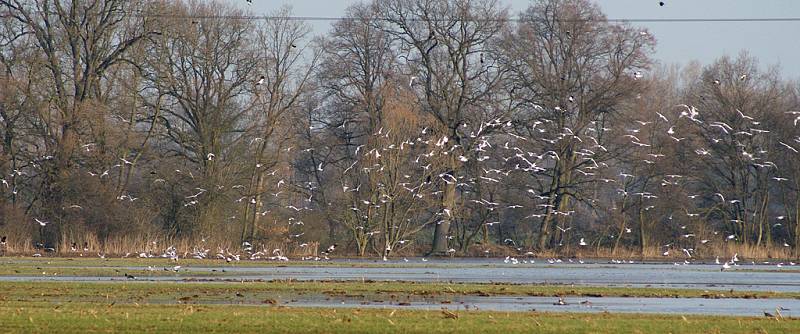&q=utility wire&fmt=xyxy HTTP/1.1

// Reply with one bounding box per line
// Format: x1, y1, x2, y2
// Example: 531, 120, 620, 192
124, 13, 800, 23
11, 6, 800, 23
13, 8, 800, 23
